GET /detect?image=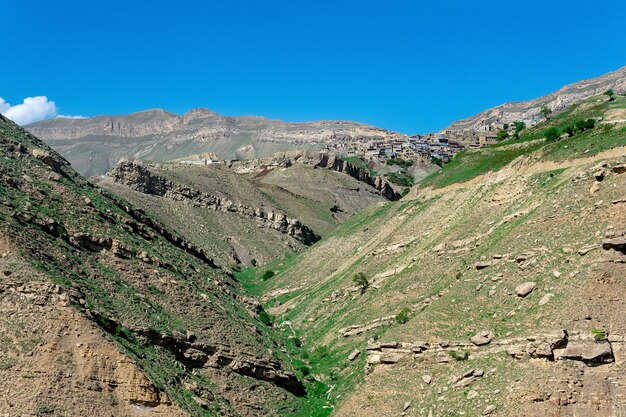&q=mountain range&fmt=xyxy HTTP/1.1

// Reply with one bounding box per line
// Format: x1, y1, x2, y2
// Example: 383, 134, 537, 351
26, 108, 405, 177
